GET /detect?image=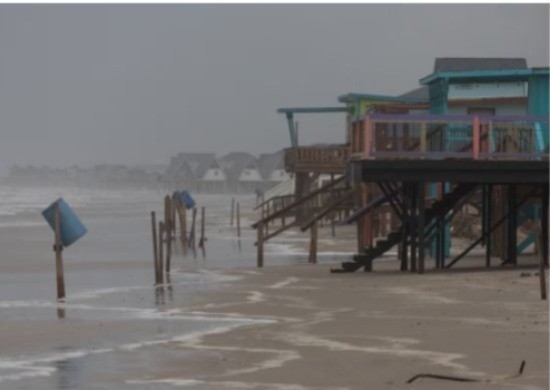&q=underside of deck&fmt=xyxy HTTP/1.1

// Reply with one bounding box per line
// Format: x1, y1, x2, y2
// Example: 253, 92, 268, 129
350, 159, 549, 184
